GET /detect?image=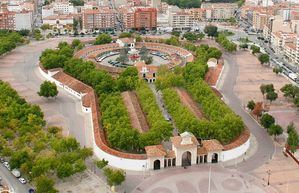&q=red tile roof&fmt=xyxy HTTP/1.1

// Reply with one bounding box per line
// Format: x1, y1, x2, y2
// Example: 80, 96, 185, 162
202, 139, 223, 152
145, 145, 167, 157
